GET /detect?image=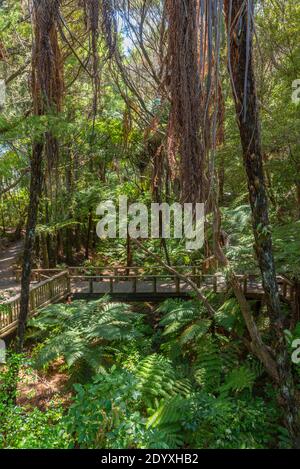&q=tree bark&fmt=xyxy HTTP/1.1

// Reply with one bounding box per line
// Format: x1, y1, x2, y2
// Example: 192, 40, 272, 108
85, 209, 93, 260
17, 142, 43, 351
17, 0, 63, 350
296, 181, 300, 220
224, 0, 299, 444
